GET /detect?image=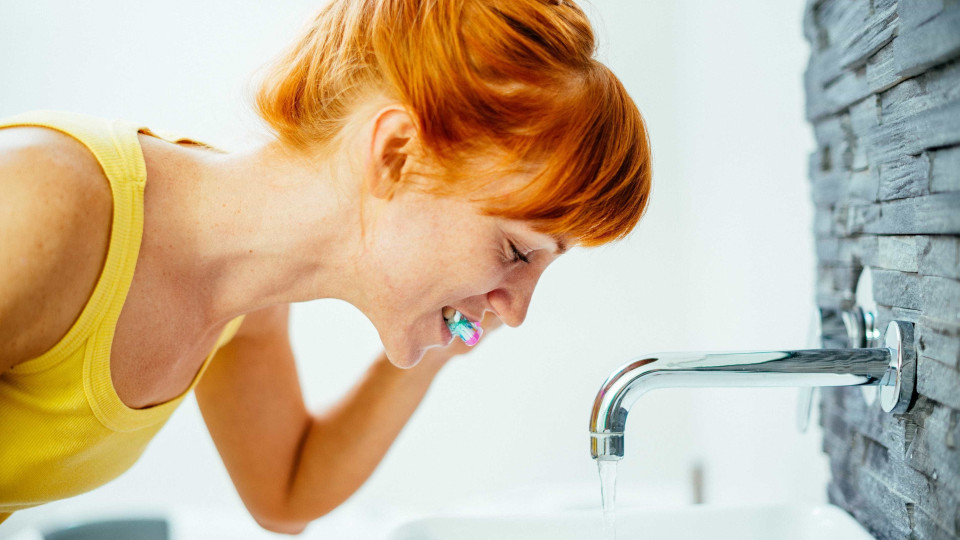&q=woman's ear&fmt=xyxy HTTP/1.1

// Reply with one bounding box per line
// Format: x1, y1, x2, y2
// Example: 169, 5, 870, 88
367, 106, 418, 200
